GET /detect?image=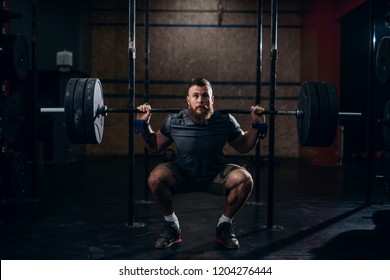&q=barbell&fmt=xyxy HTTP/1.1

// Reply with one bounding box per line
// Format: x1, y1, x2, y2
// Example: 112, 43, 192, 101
40, 77, 362, 147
